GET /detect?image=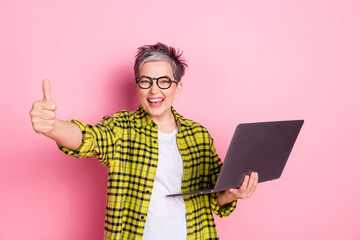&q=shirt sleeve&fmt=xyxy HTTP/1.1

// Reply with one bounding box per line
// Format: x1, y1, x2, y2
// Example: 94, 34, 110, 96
208, 136, 237, 218
57, 116, 117, 167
